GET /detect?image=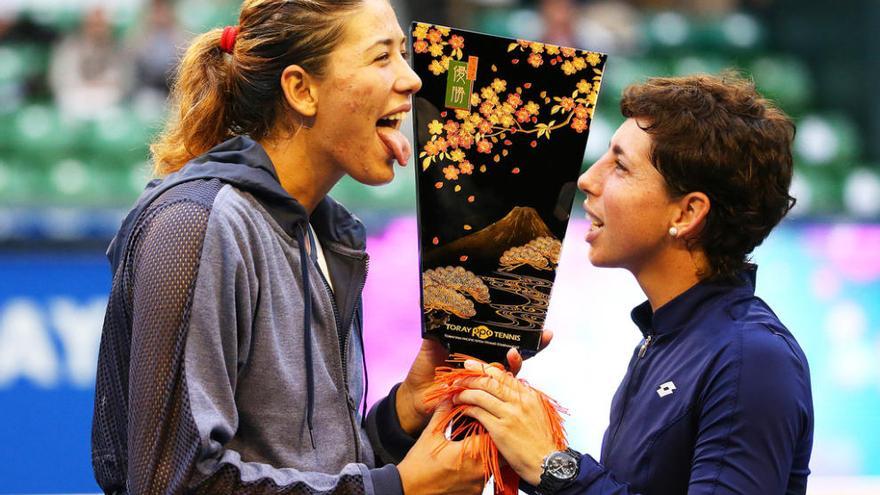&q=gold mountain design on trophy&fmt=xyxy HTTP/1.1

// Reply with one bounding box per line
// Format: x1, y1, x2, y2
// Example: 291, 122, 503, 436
425, 206, 554, 268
